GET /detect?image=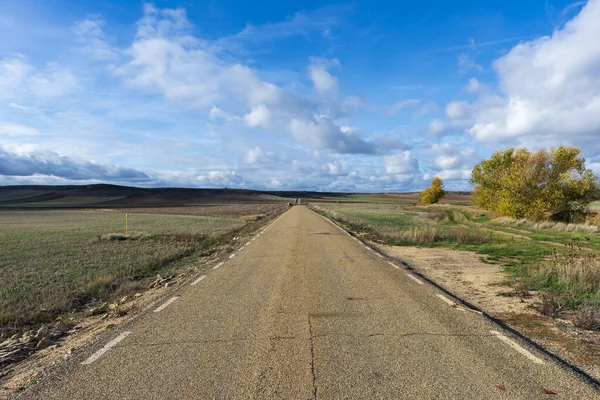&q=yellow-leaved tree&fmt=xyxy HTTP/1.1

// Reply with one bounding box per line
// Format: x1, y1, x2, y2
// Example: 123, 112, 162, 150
470, 146, 599, 221
419, 177, 446, 204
